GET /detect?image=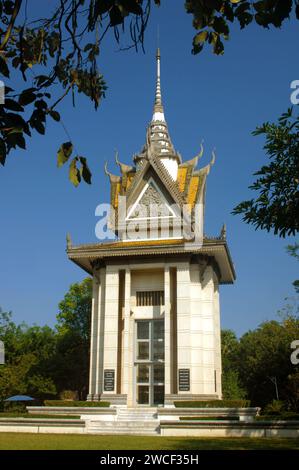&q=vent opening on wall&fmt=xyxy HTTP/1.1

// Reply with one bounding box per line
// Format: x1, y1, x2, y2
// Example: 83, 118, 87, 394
136, 291, 164, 306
